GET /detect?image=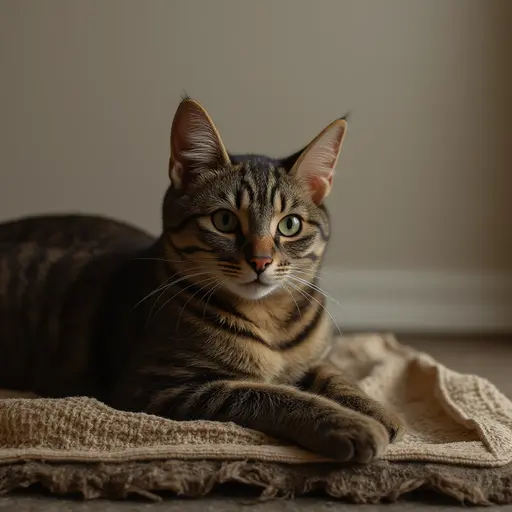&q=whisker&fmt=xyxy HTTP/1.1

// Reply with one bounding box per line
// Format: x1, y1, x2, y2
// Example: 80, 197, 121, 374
287, 281, 343, 340
290, 267, 326, 283
134, 257, 218, 264
144, 271, 213, 321
282, 283, 302, 321
151, 273, 216, 321
288, 275, 344, 311
293, 264, 350, 278
202, 281, 224, 320
175, 276, 218, 330
132, 266, 213, 309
